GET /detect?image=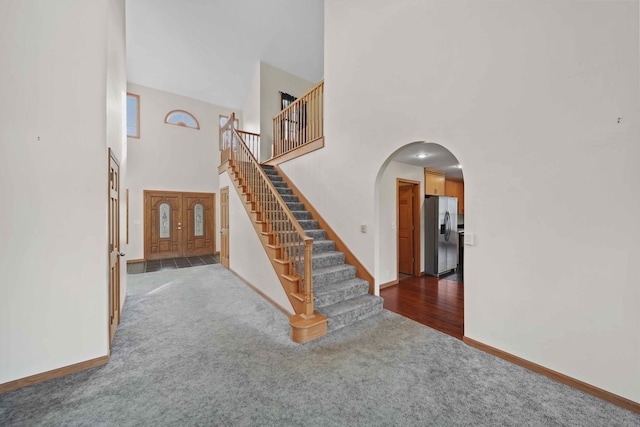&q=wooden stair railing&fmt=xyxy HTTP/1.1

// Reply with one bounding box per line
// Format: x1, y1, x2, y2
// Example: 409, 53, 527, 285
237, 130, 260, 161
272, 80, 324, 160
220, 114, 327, 343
